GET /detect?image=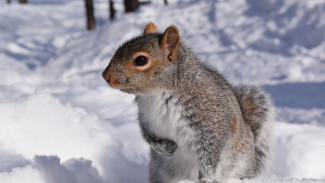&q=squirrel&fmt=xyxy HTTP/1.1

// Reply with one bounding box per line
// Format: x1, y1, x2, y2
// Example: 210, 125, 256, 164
102, 23, 273, 183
